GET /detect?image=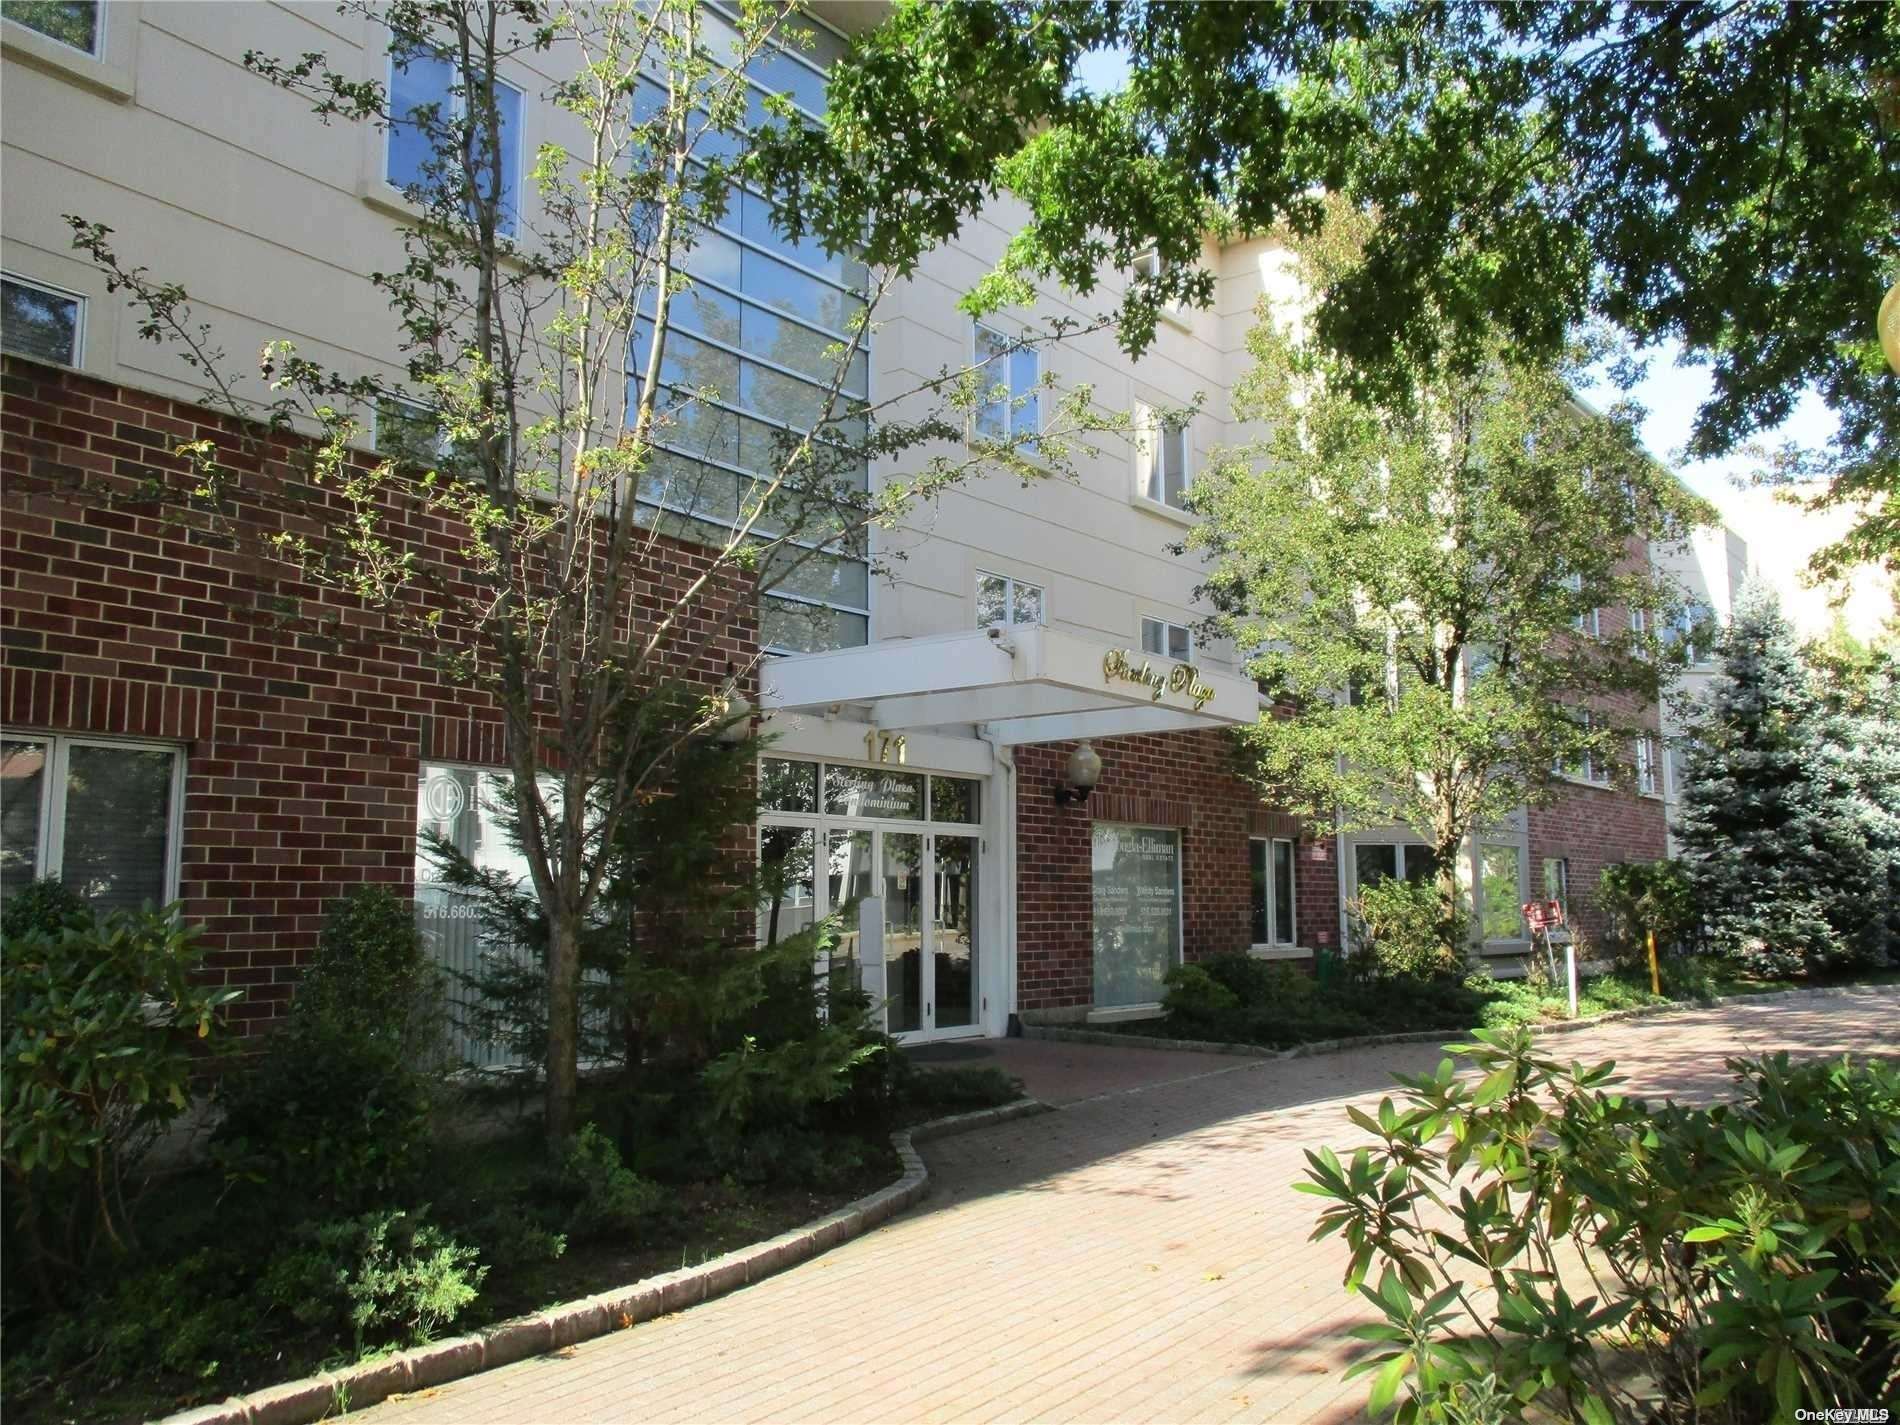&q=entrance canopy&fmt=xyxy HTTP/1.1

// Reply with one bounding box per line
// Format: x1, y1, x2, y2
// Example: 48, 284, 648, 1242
759, 626, 1260, 745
